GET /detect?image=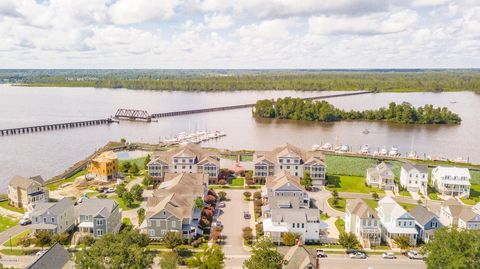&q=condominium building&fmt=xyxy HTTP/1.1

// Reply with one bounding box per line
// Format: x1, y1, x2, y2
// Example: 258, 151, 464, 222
432, 167, 471, 198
